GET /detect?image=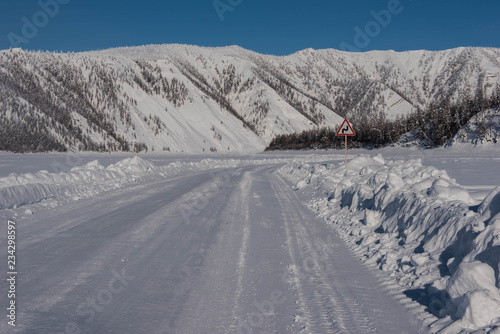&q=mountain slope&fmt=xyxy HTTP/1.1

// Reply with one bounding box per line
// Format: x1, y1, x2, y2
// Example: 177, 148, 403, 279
1, 45, 499, 152
450, 108, 500, 146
